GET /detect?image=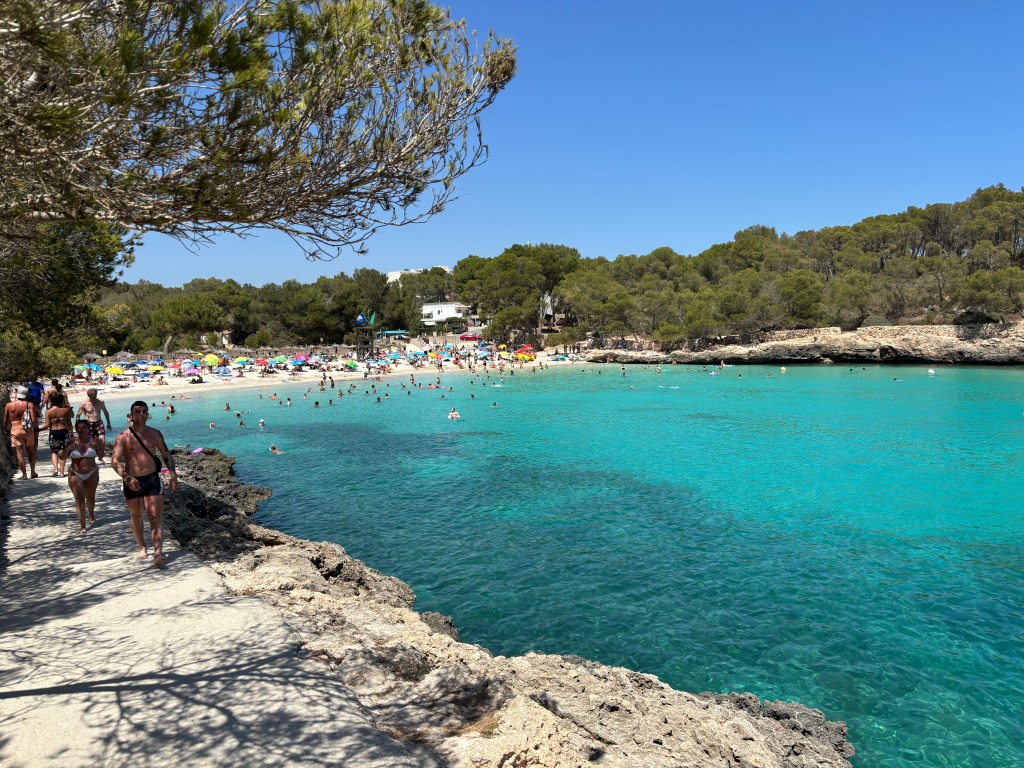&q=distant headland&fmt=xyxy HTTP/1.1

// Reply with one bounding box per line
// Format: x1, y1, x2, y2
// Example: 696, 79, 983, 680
583, 322, 1024, 366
